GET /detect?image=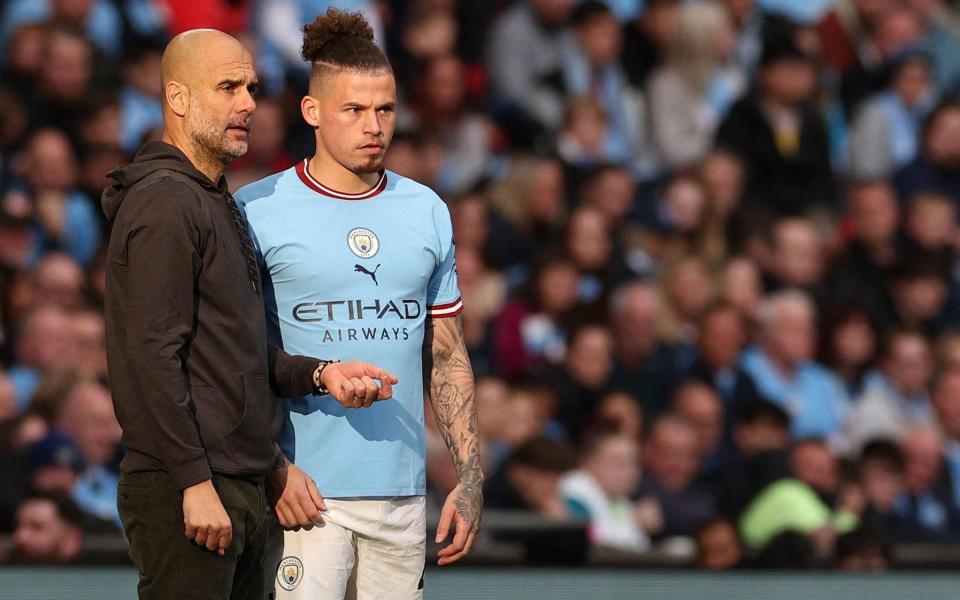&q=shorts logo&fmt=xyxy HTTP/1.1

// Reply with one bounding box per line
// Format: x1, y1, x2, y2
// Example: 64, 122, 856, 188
277, 556, 303, 591
348, 227, 379, 259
